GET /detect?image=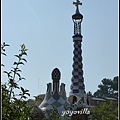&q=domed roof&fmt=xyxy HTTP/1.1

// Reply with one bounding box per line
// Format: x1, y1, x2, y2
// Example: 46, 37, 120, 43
51, 68, 61, 80
72, 13, 83, 20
